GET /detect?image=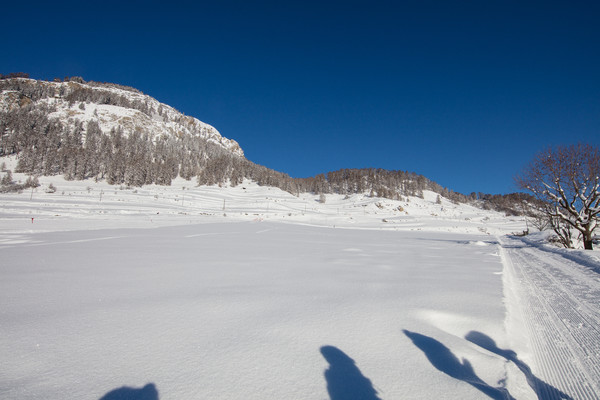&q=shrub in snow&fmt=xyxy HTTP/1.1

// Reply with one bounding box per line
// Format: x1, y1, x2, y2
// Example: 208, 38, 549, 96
1, 170, 13, 185
24, 176, 40, 188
